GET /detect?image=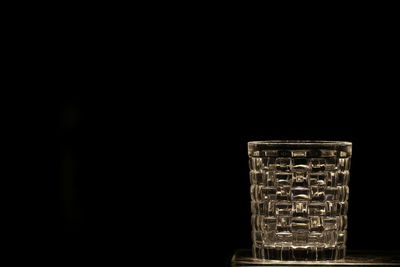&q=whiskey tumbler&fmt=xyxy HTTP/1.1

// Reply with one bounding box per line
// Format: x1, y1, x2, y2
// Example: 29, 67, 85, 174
248, 141, 352, 260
